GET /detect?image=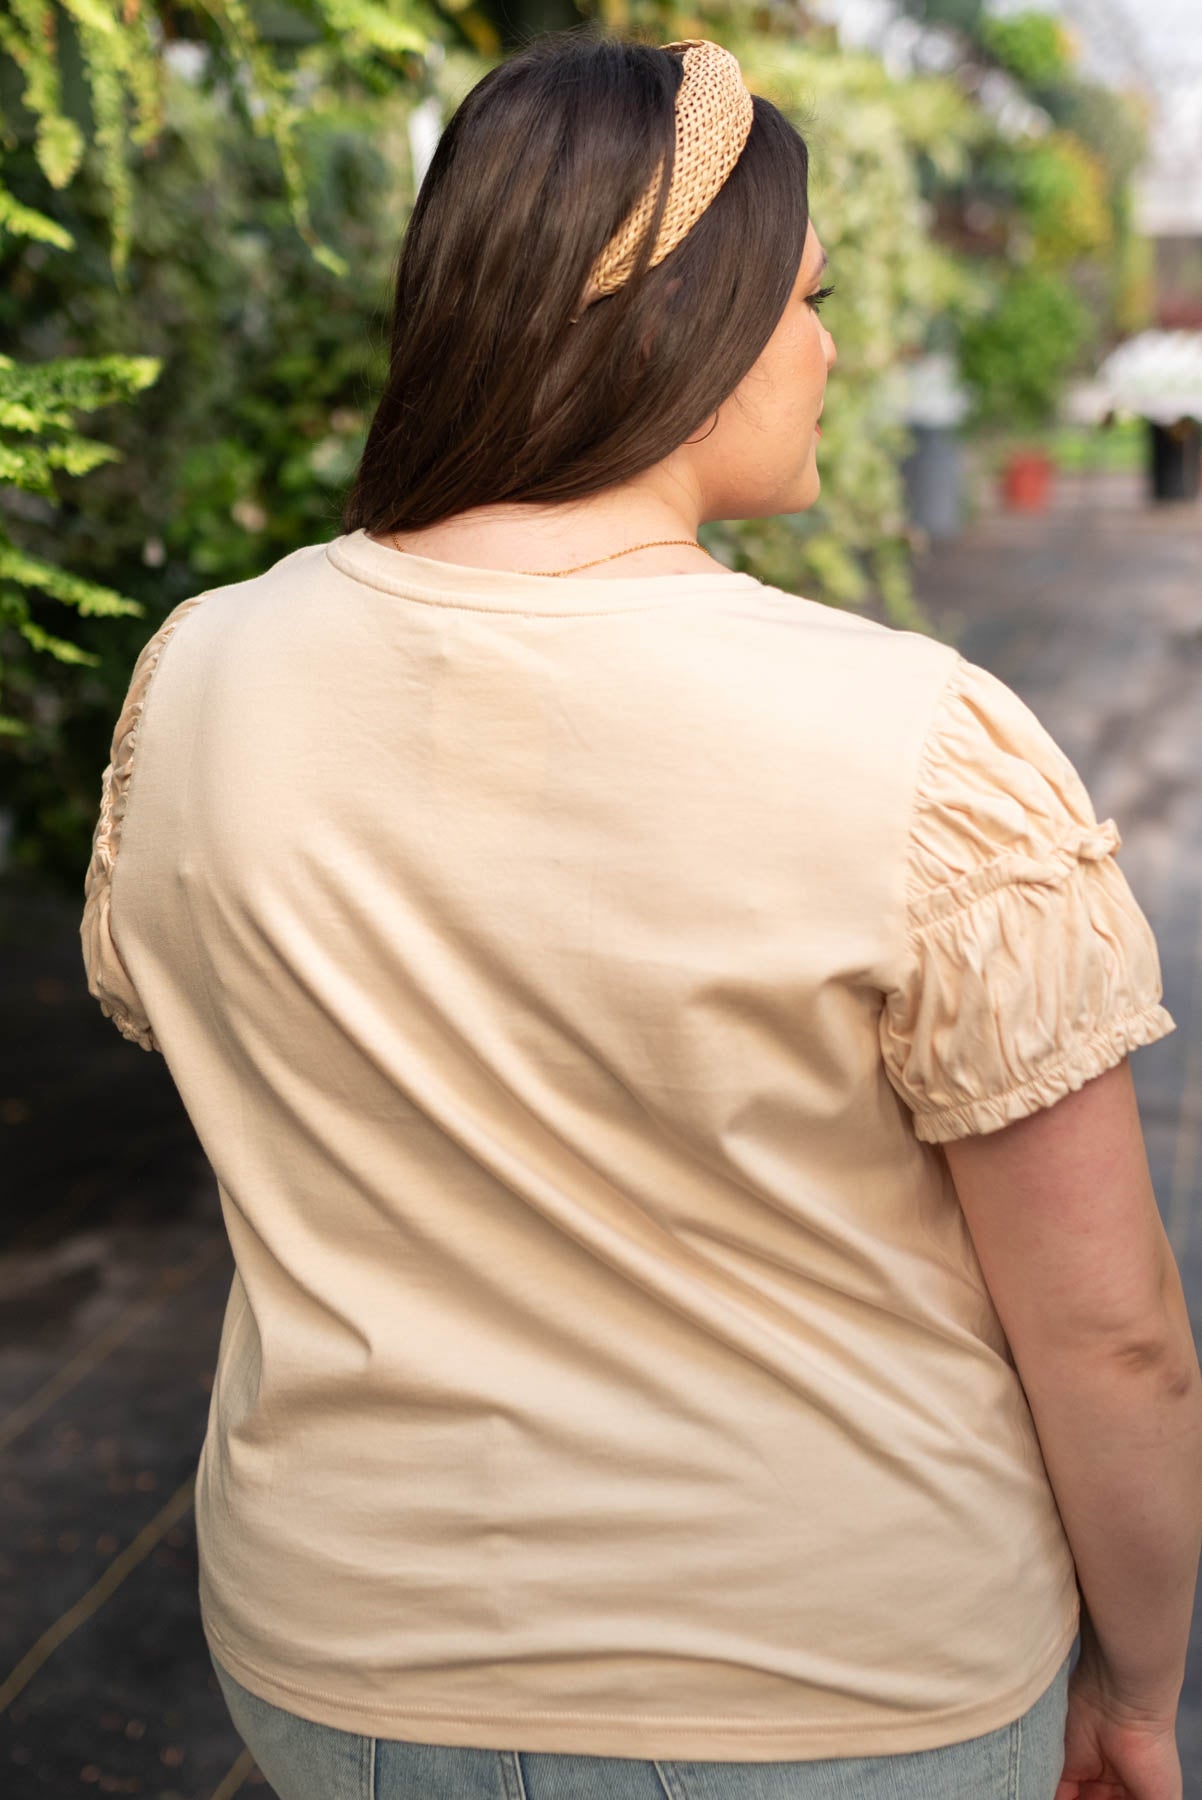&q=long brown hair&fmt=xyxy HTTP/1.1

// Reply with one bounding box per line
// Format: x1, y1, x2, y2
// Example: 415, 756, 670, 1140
340, 25, 810, 535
